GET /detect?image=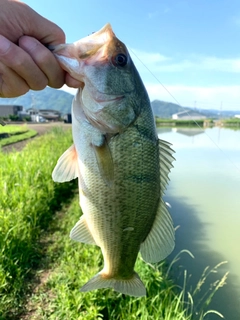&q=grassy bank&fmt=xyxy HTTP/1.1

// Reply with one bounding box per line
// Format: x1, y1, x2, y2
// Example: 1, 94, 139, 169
0, 124, 37, 147
155, 117, 240, 128
0, 128, 76, 318
22, 196, 226, 320
155, 118, 207, 127
0, 124, 28, 135
221, 118, 240, 128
